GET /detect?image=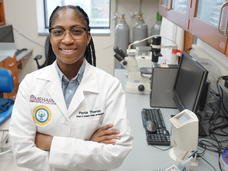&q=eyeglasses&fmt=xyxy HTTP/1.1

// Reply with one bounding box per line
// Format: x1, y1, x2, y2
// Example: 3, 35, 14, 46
49, 25, 88, 40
